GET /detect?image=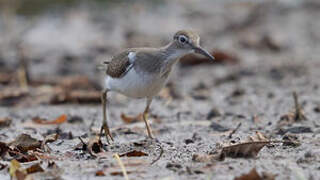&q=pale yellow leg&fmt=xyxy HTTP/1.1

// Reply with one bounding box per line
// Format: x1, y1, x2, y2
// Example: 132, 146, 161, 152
143, 98, 153, 138
99, 90, 114, 144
